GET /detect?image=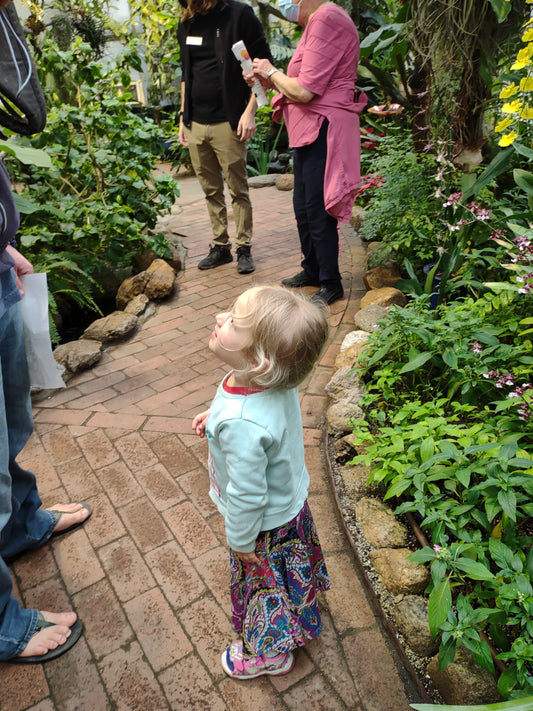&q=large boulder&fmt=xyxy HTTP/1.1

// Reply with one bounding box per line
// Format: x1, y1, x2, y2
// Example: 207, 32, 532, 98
356, 497, 408, 549
81, 311, 138, 343
428, 647, 500, 705
363, 264, 402, 291
393, 595, 440, 658
369, 548, 430, 595
360, 287, 407, 309
326, 399, 364, 436
325, 365, 363, 402
54, 339, 103, 373
354, 305, 388, 333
